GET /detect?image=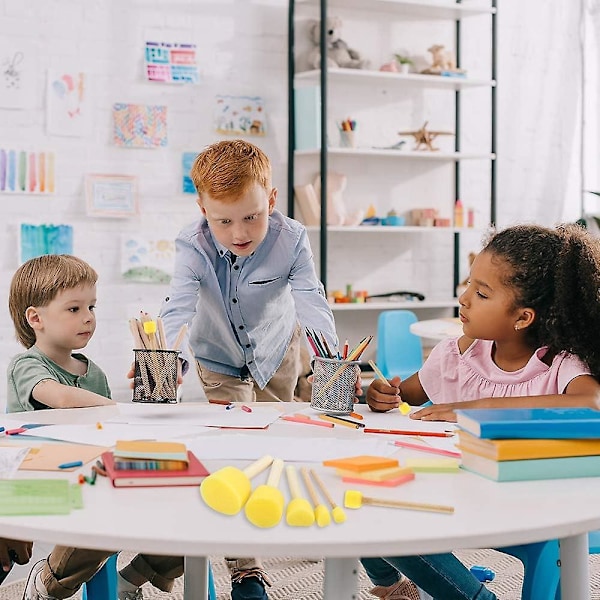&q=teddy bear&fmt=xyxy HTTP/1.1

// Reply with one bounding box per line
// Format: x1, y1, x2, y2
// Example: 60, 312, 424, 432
307, 17, 368, 70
